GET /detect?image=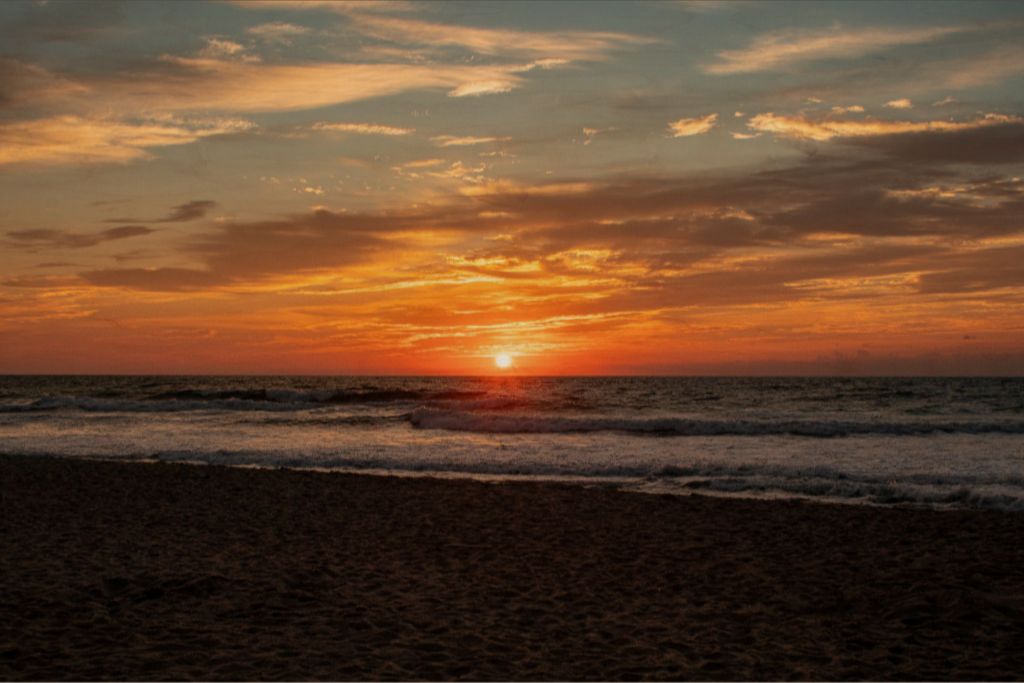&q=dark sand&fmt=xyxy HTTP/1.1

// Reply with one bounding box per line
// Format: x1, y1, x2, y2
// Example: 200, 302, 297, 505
2, 455, 1023, 681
